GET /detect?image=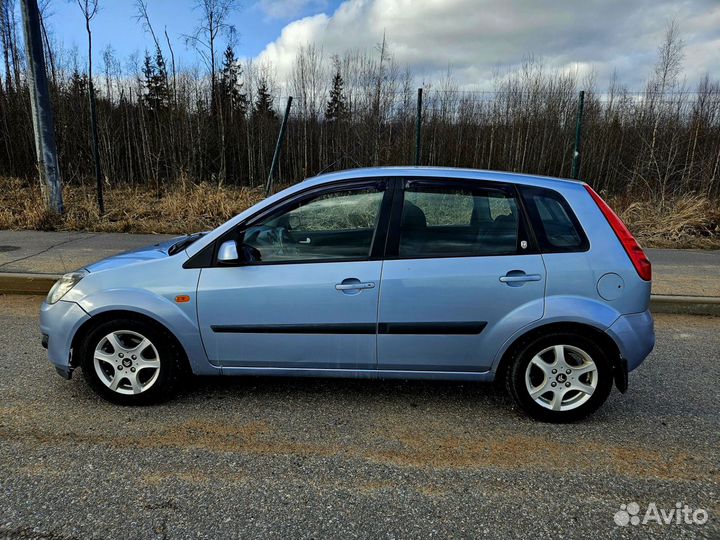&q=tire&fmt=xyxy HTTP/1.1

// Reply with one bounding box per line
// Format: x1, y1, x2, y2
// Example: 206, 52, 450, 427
505, 332, 613, 422
79, 318, 183, 405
